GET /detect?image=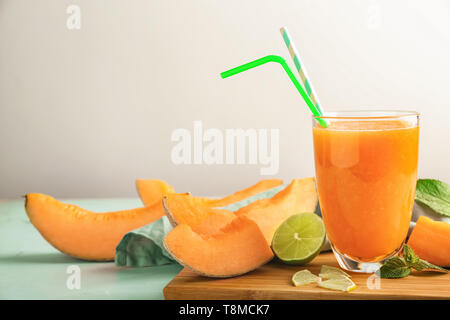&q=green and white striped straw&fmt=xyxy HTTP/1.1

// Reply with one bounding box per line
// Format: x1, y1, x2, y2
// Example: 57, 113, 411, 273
280, 27, 324, 115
